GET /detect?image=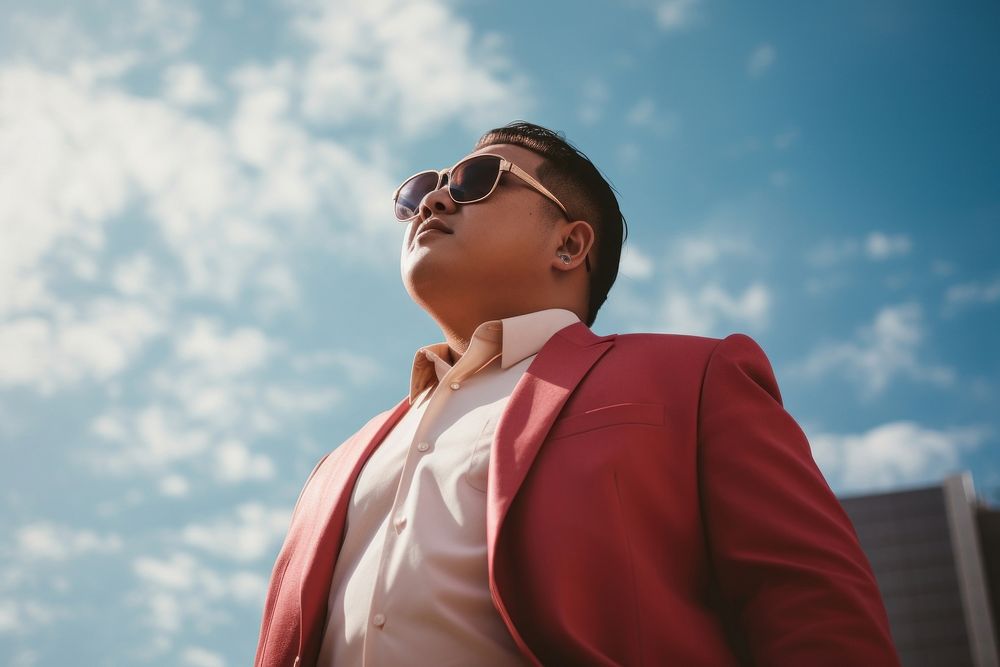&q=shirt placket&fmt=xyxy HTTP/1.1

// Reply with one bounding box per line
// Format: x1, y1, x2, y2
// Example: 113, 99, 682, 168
361, 331, 502, 665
